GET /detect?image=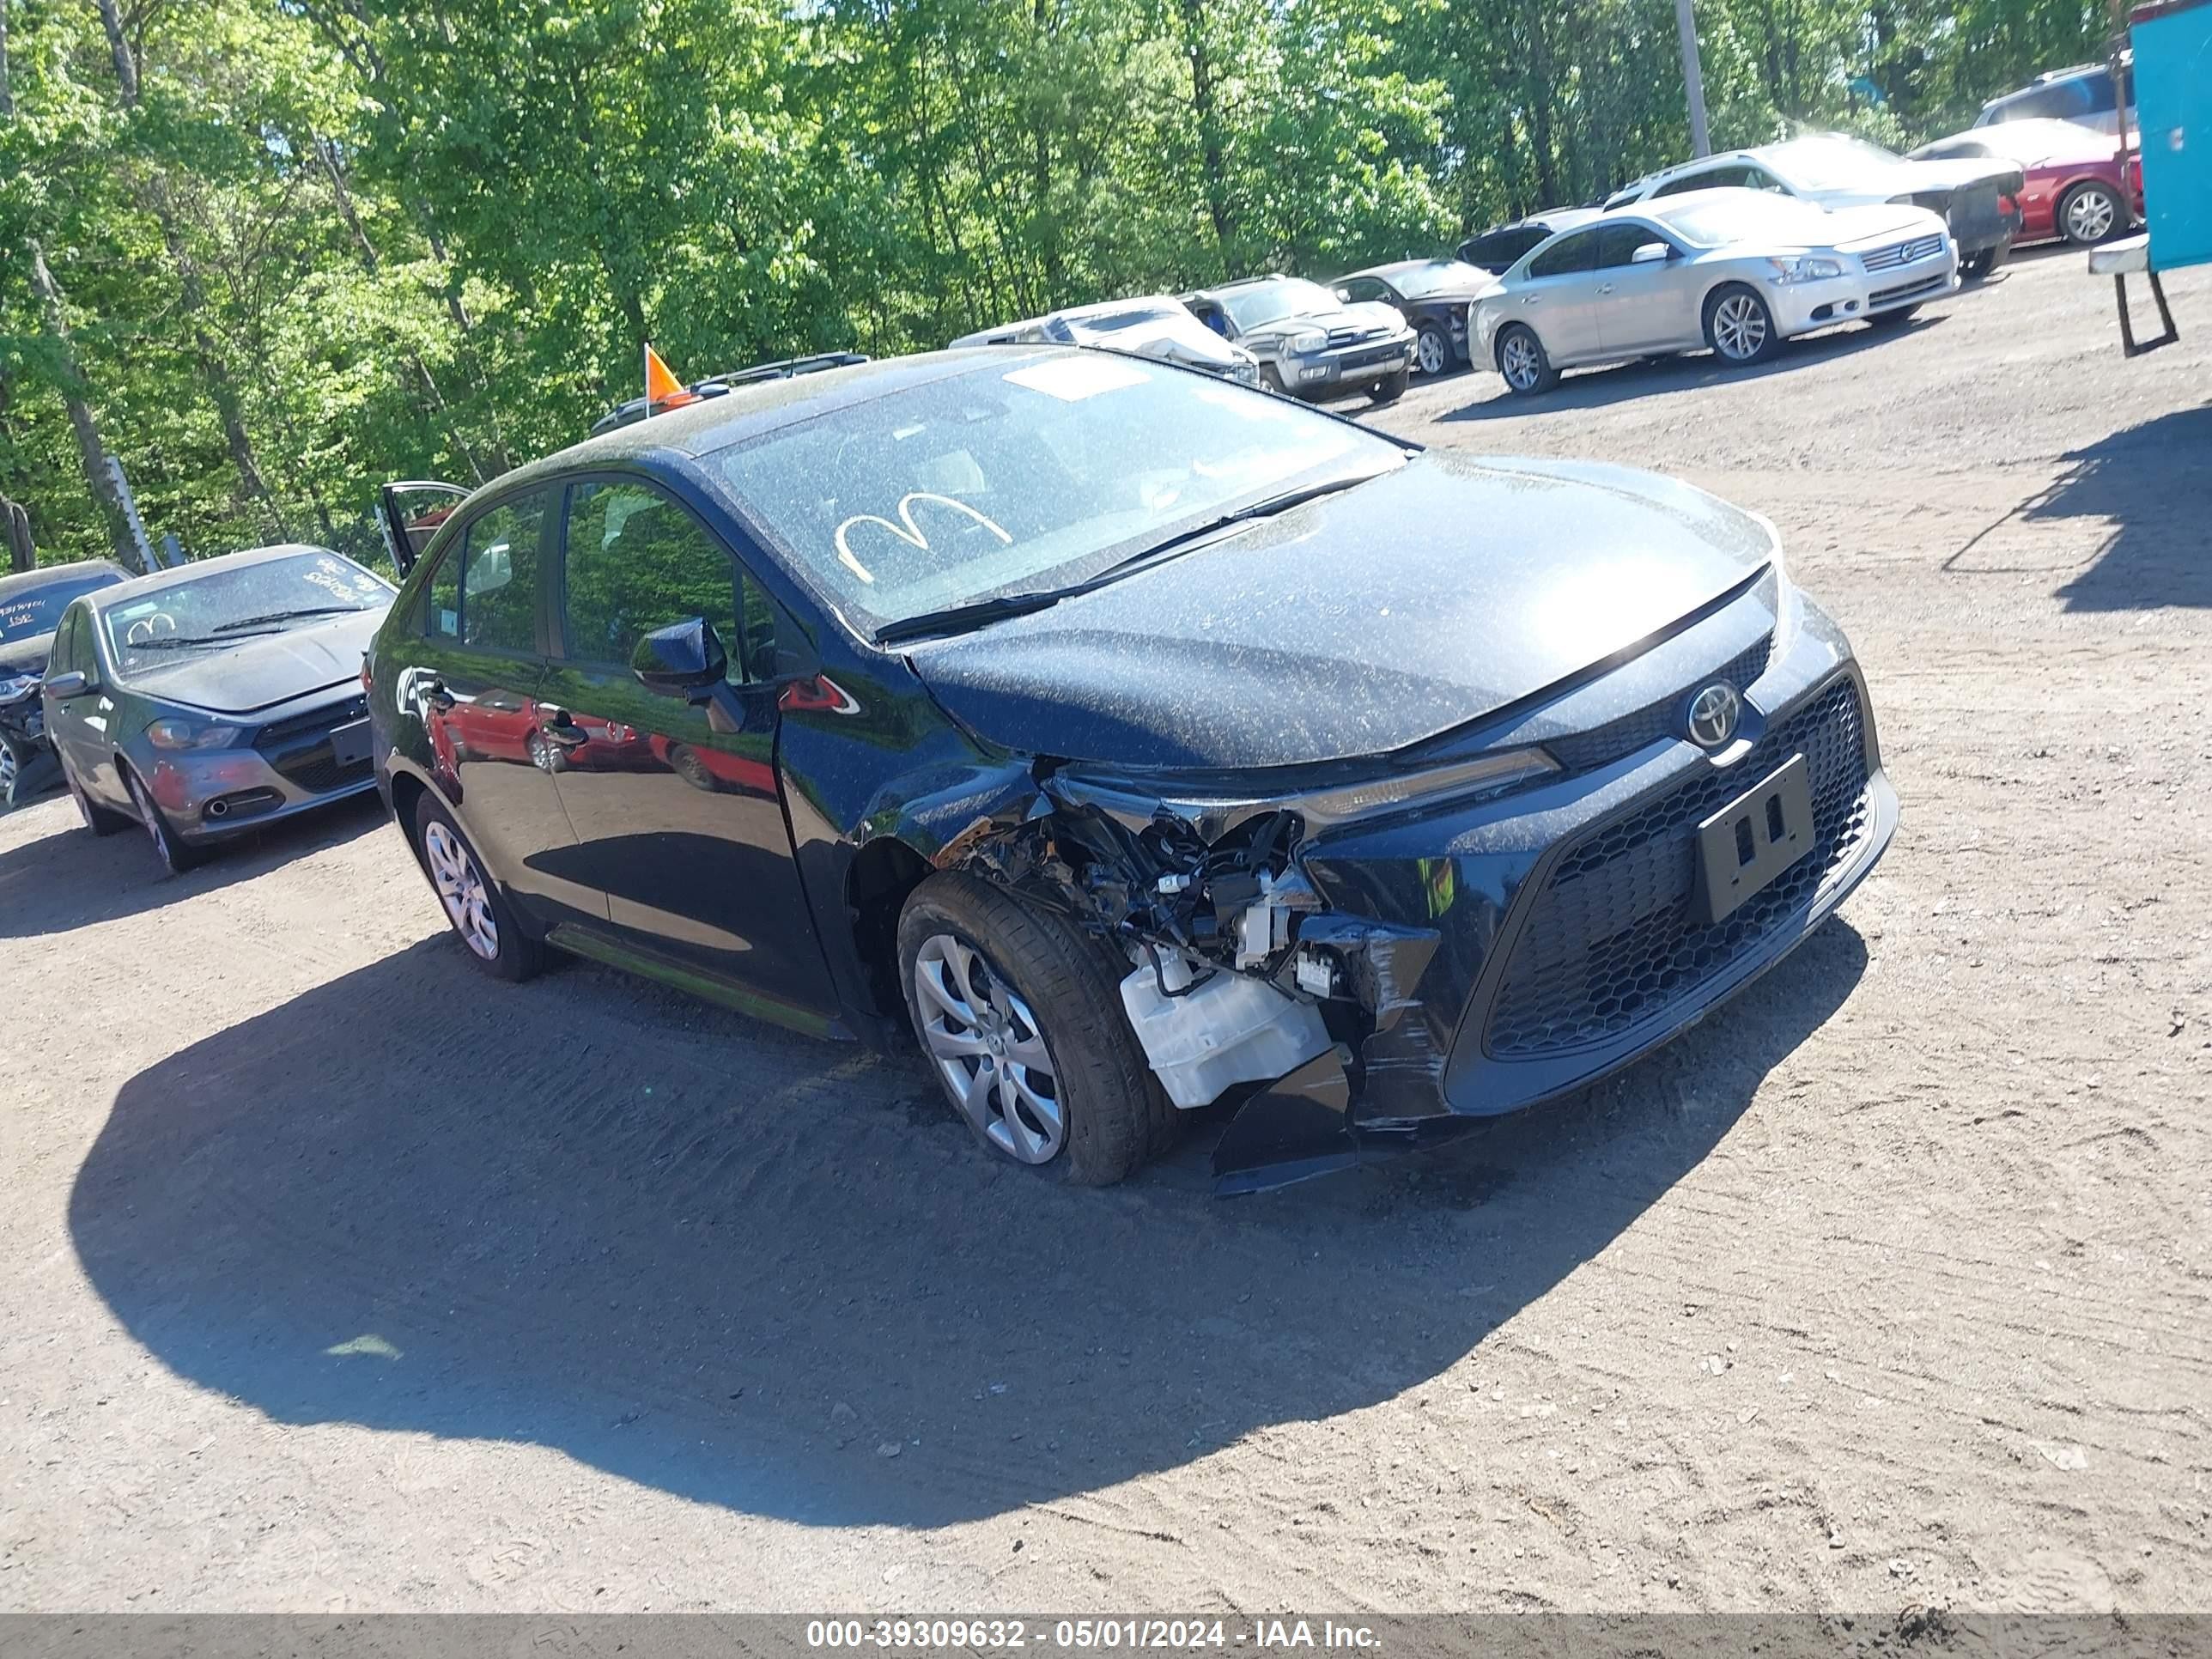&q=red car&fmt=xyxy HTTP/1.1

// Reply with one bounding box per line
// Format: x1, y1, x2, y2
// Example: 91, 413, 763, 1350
1911, 118, 2142, 246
